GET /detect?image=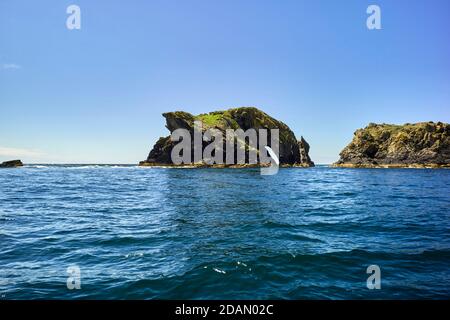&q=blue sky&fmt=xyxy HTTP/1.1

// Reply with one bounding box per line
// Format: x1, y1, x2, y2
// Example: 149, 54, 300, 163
1, 0, 449, 164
